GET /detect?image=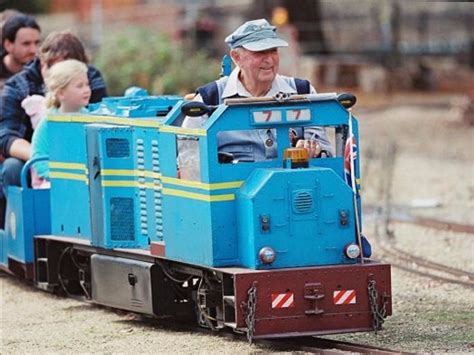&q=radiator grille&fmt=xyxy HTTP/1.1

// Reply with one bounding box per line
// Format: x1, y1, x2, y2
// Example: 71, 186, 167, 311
293, 191, 314, 213
110, 197, 134, 240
